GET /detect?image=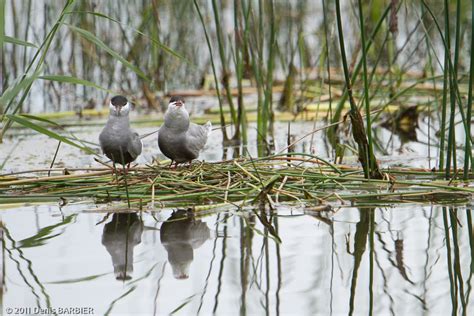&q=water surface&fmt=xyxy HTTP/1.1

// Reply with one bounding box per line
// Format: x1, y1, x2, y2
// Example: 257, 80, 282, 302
1, 203, 472, 315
